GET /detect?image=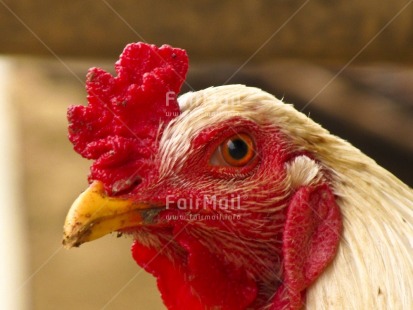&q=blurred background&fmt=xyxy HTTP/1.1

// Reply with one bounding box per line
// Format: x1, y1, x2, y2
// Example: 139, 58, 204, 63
1, 1, 412, 309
